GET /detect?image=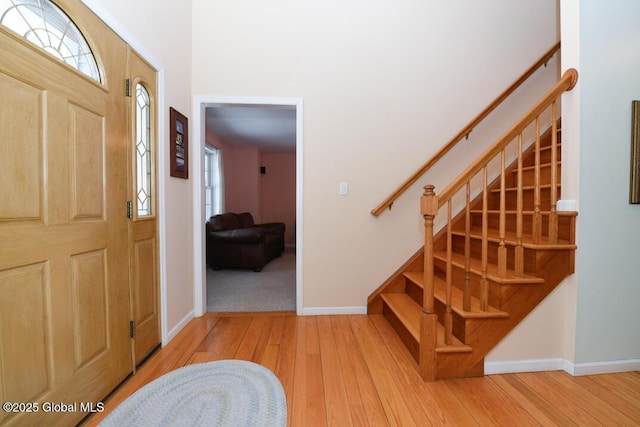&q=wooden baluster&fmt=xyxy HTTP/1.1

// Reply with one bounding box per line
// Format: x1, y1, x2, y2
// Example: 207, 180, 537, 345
420, 185, 438, 381
463, 182, 471, 312
421, 185, 438, 314
445, 200, 453, 345
515, 133, 525, 276
533, 117, 542, 244
481, 167, 489, 311
549, 102, 559, 244
498, 150, 507, 277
